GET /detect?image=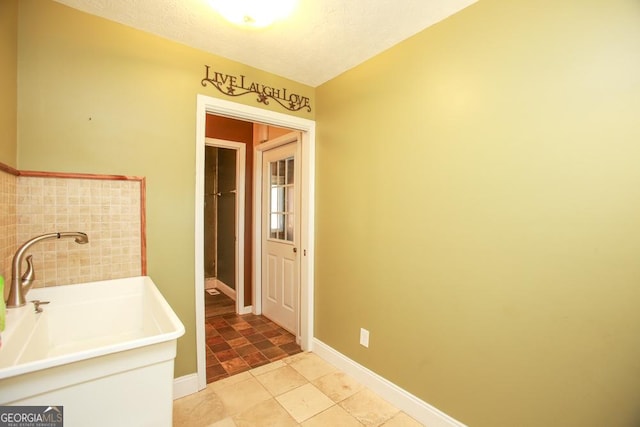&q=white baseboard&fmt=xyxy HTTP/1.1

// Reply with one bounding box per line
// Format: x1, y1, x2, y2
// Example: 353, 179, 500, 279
204, 277, 217, 290
173, 374, 199, 400
311, 339, 467, 427
215, 279, 237, 301
239, 305, 253, 315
